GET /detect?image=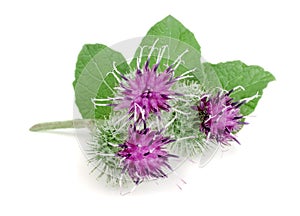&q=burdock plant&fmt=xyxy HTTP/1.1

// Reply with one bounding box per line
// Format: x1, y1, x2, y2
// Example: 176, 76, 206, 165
30, 15, 275, 192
